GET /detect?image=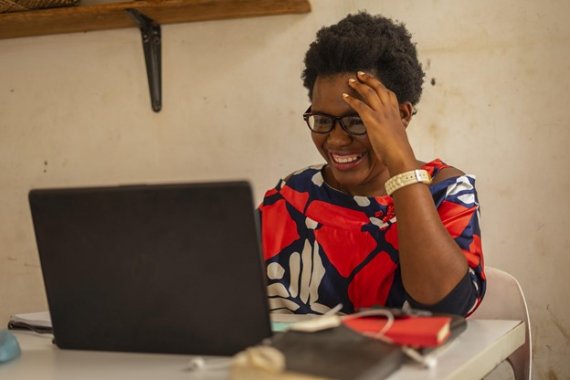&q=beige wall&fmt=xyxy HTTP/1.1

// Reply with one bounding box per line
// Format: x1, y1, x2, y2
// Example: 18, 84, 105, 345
1, 0, 568, 378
